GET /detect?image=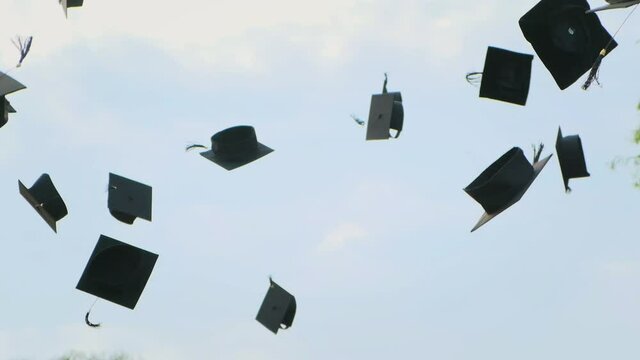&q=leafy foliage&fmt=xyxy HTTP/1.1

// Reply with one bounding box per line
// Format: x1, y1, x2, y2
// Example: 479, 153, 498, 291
610, 101, 640, 188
